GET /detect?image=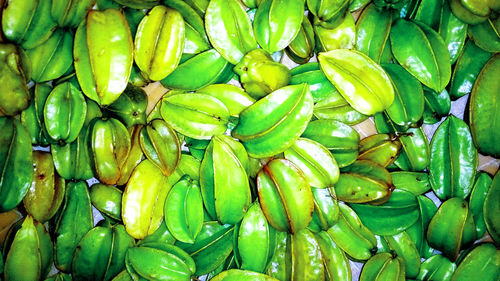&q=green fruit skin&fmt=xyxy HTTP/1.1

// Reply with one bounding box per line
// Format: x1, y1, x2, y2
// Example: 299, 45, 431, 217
232, 84, 313, 158
105, 84, 148, 128
0, 44, 30, 117
0, 118, 33, 212
51, 0, 96, 28
302, 119, 360, 168
484, 171, 500, 246
469, 54, 500, 158
89, 183, 123, 221
89, 118, 131, 185
23, 151, 65, 223
134, 5, 185, 81
417, 254, 456, 281
390, 19, 451, 92
54, 181, 94, 272
3, 0, 57, 49
74, 9, 134, 106
451, 243, 500, 281
43, 82, 87, 144
355, 4, 392, 63
164, 175, 204, 244
427, 197, 476, 261
257, 159, 314, 233
27, 29, 73, 83
161, 49, 233, 91
176, 221, 234, 276
286, 15, 315, 64
449, 40, 493, 100
234, 49, 291, 99
21, 84, 53, 146
429, 115, 478, 200
253, 0, 304, 53
73, 225, 135, 281
236, 202, 276, 273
